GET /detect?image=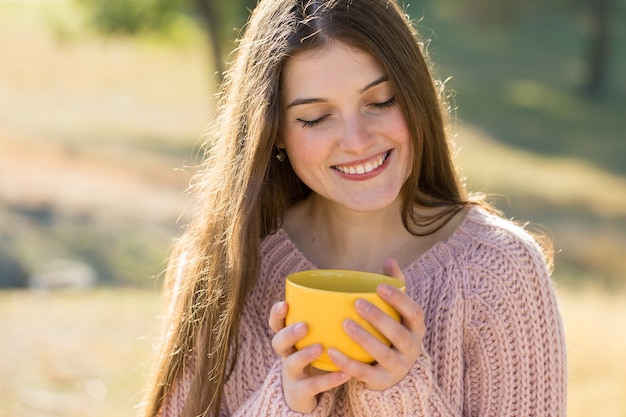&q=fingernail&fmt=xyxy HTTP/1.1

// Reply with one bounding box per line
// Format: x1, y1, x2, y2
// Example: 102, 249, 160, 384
328, 348, 347, 364
328, 348, 340, 359
343, 319, 358, 333
337, 372, 349, 381
355, 298, 370, 313
294, 322, 306, 336
312, 343, 323, 355
378, 283, 392, 296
